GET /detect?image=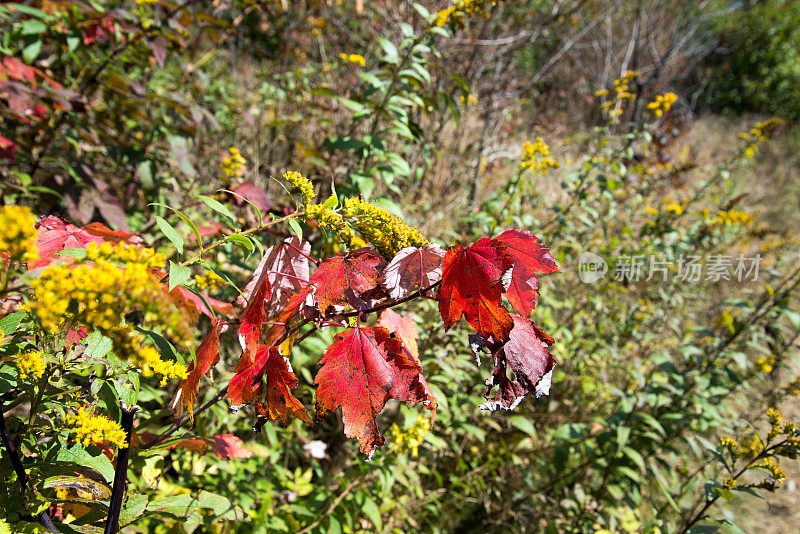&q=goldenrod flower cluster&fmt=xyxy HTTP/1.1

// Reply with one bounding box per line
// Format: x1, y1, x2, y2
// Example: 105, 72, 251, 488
340, 196, 429, 258
738, 118, 784, 160
16, 350, 46, 381
720, 435, 738, 452
783, 375, 800, 396
339, 53, 365, 67
737, 433, 765, 459
221, 147, 246, 182
434, 0, 495, 28
754, 456, 786, 484
390, 415, 432, 457
86, 241, 165, 270
65, 407, 127, 449
664, 201, 684, 215
767, 408, 782, 441
133, 344, 188, 385
29, 246, 190, 382
647, 92, 678, 118
520, 138, 559, 173
722, 477, 737, 490
756, 354, 776, 373
596, 71, 639, 117
195, 271, 225, 291
702, 208, 753, 227
283, 170, 316, 205
0, 205, 38, 263
305, 199, 352, 243
459, 94, 478, 105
